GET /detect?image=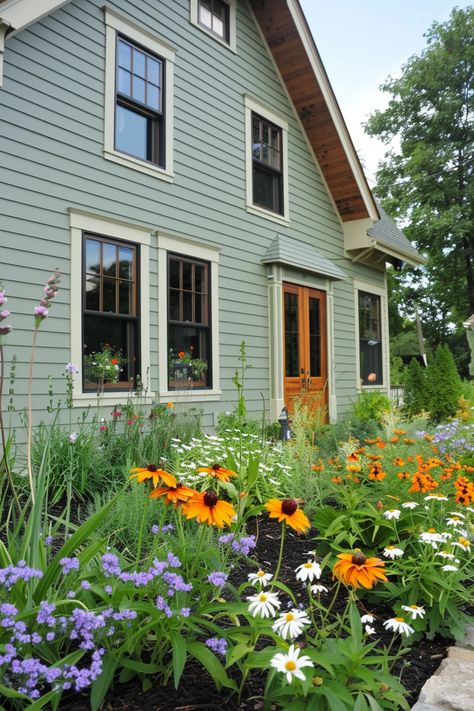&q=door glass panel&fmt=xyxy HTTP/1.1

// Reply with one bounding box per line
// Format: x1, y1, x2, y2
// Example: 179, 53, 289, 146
308, 297, 321, 377
284, 292, 299, 377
